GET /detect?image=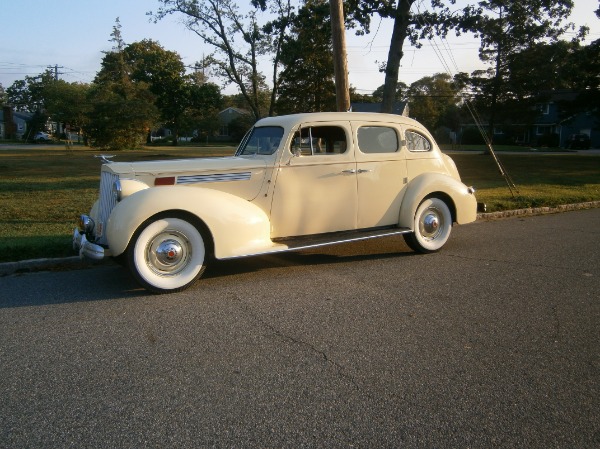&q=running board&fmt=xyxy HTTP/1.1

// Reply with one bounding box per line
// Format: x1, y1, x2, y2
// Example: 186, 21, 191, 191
224, 227, 412, 260
275, 226, 412, 251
